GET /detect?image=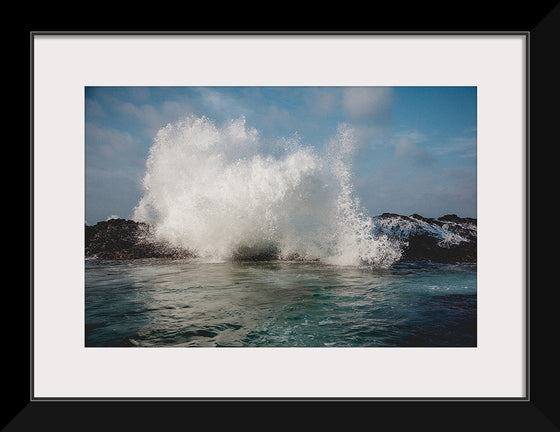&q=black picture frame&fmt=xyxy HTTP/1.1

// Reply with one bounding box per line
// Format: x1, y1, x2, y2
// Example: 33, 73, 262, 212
16, 4, 559, 429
